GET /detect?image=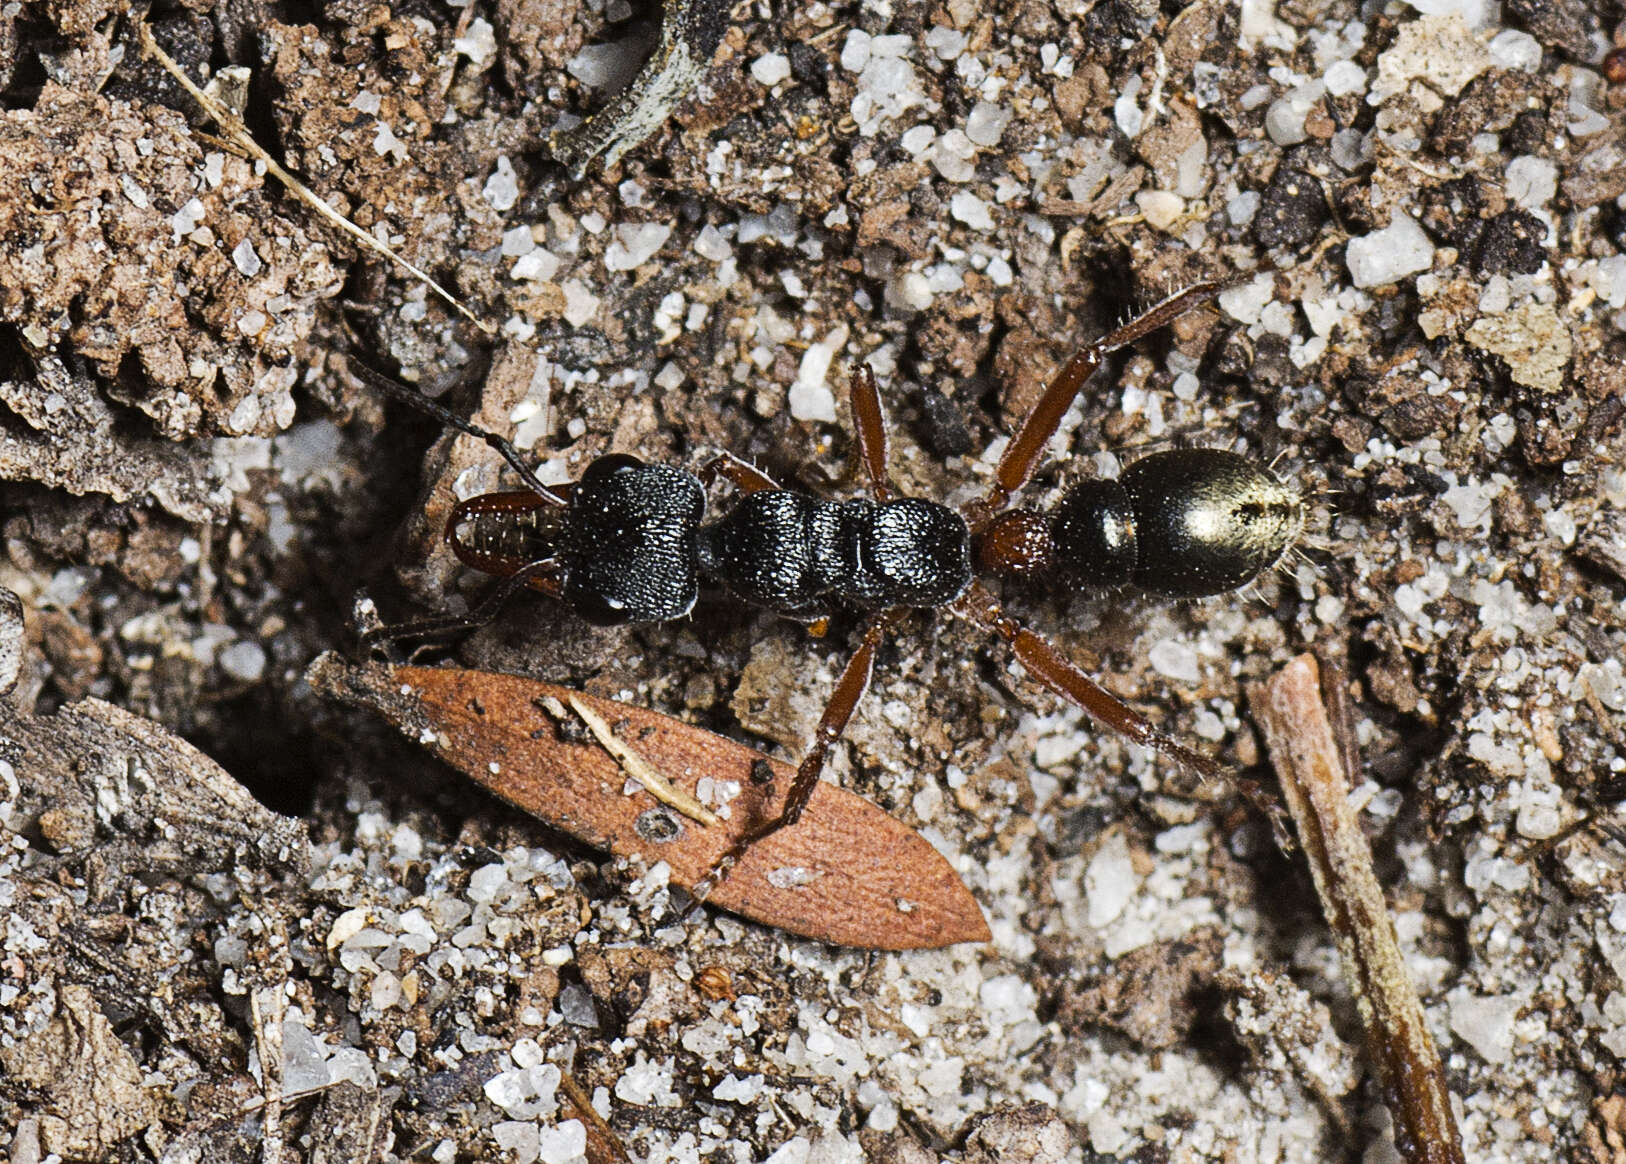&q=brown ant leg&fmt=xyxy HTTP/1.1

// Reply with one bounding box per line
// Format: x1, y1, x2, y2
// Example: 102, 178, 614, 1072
849, 365, 895, 501
949, 581, 1291, 846
692, 370, 918, 902
965, 280, 1231, 528
344, 358, 570, 507
699, 451, 781, 494
687, 607, 903, 908
360, 559, 566, 651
